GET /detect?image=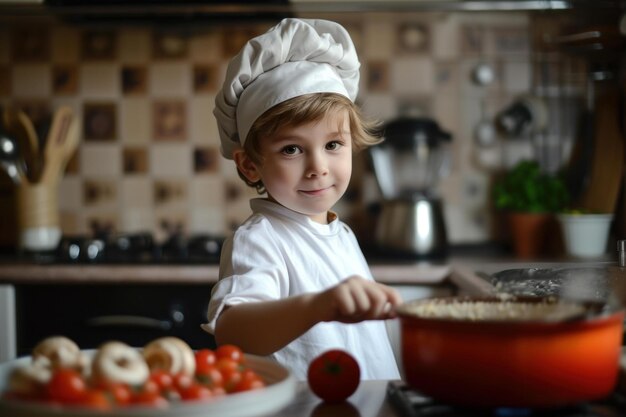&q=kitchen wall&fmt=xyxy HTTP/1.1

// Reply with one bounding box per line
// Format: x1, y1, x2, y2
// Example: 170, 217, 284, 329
0, 11, 576, 247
